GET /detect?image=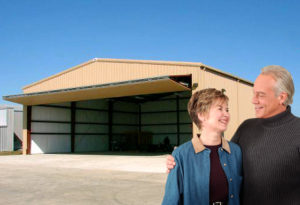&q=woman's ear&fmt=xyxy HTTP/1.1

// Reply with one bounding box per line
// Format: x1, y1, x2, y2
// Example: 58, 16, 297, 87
197, 113, 205, 122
